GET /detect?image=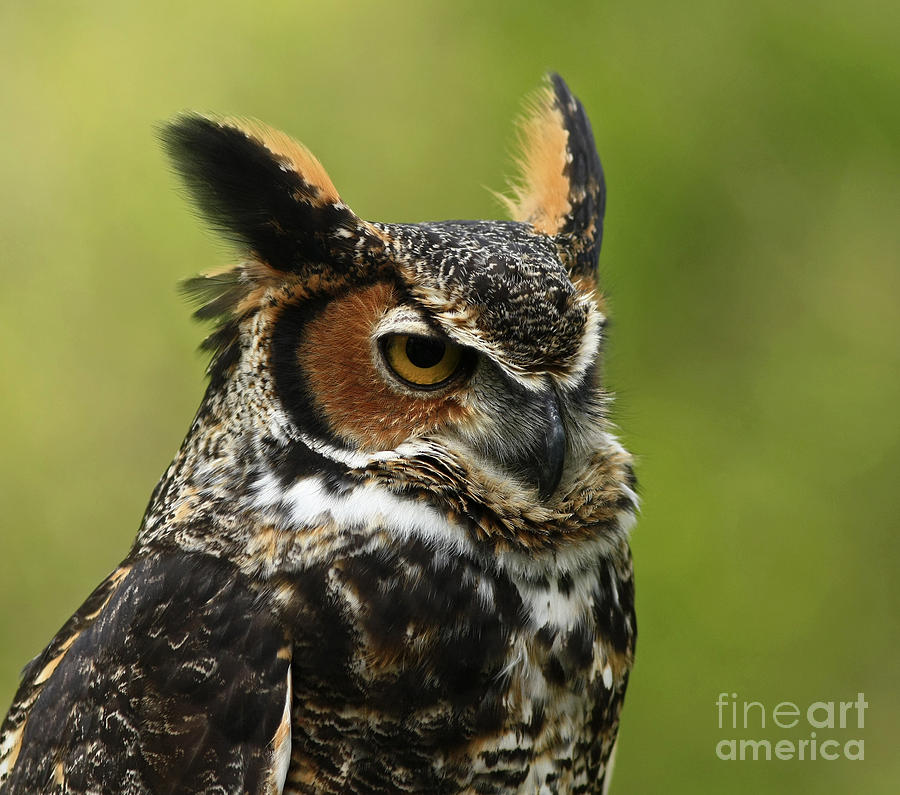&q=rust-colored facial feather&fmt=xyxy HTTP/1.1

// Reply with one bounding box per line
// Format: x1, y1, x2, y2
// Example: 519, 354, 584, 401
297, 283, 471, 450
